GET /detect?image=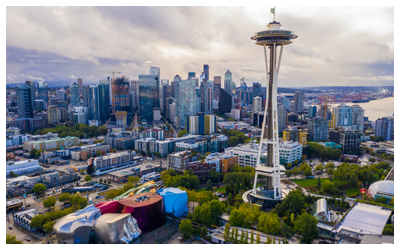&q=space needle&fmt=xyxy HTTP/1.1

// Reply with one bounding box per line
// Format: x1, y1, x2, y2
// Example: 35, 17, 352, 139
248, 8, 297, 207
